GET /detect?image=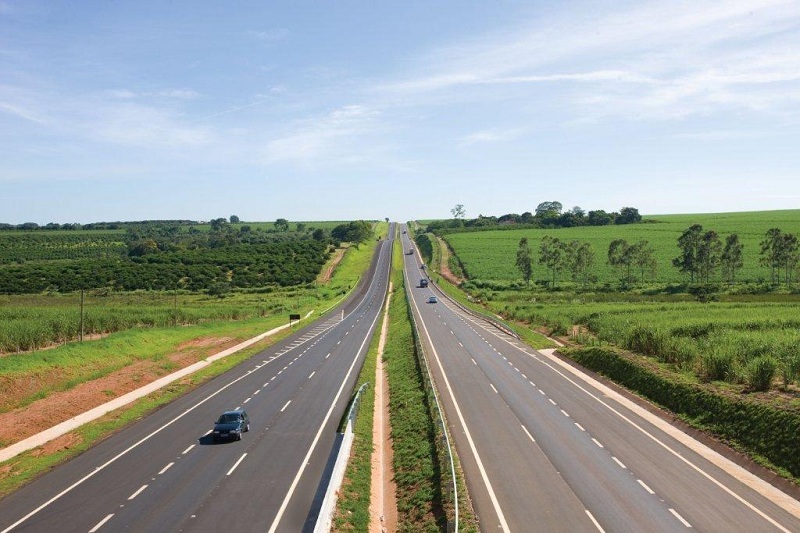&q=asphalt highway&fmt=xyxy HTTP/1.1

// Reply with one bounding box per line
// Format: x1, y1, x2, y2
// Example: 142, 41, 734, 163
0, 226, 394, 533
400, 225, 800, 532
